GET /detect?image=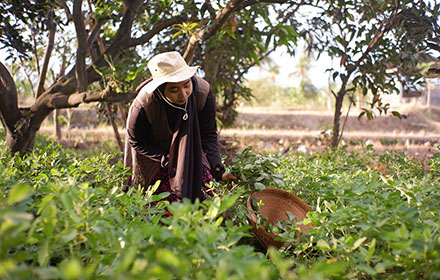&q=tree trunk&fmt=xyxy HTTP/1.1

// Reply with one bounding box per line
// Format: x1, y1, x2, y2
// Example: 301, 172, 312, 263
105, 104, 124, 152
54, 109, 62, 141
117, 103, 127, 127
331, 90, 345, 148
